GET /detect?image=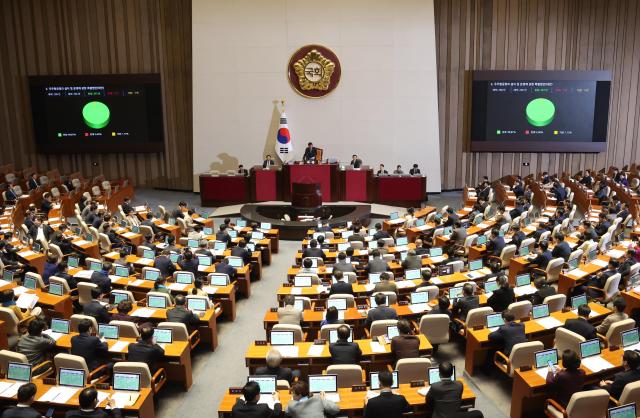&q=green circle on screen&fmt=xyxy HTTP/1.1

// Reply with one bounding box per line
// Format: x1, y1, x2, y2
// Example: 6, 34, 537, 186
526, 98, 555, 127
82, 101, 110, 129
